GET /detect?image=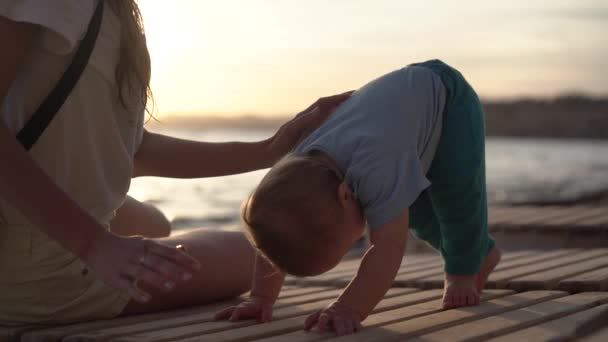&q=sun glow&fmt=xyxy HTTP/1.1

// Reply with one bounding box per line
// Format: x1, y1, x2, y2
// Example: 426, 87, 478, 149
138, 0, 608, 118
